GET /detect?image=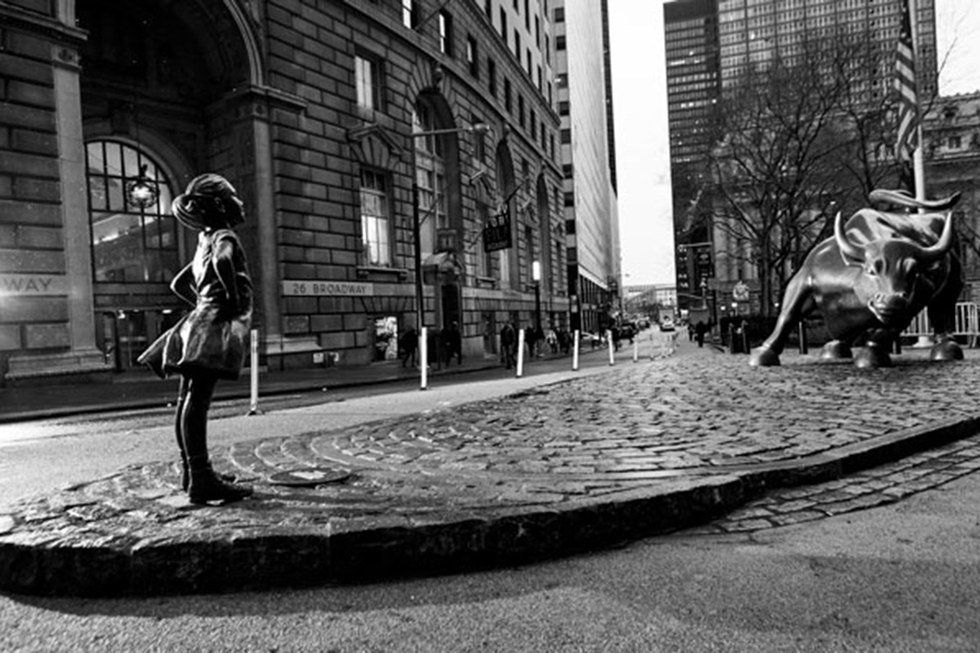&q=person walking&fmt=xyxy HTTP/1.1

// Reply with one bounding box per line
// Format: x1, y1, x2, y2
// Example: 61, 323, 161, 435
138, 173, 254, 505
399, 326, 418, 368
444, 321, 462, 366
695, 320, 707, 348
546, 326, 558, 354
500, 321, 516, 369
